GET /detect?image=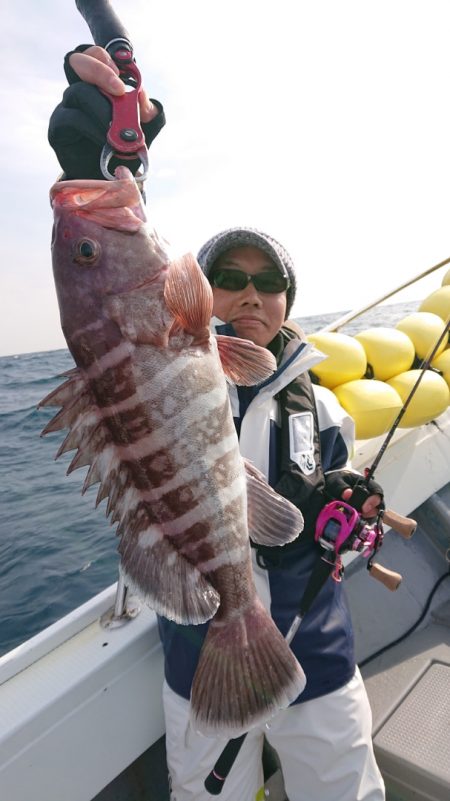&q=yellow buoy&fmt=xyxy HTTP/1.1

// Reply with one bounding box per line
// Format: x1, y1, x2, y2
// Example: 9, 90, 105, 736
355, 327, 415, 381
387, 369, 450, 427
306, 332, 367, 389
442, 268, 450, 286
418, 286, 450, 323
431, 349, 450, 391
396, 312, 448, 360
333, 379, 403, 440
